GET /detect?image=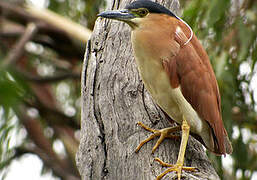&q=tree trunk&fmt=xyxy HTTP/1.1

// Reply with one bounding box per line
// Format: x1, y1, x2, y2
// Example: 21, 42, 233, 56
76, 0, 220, 179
